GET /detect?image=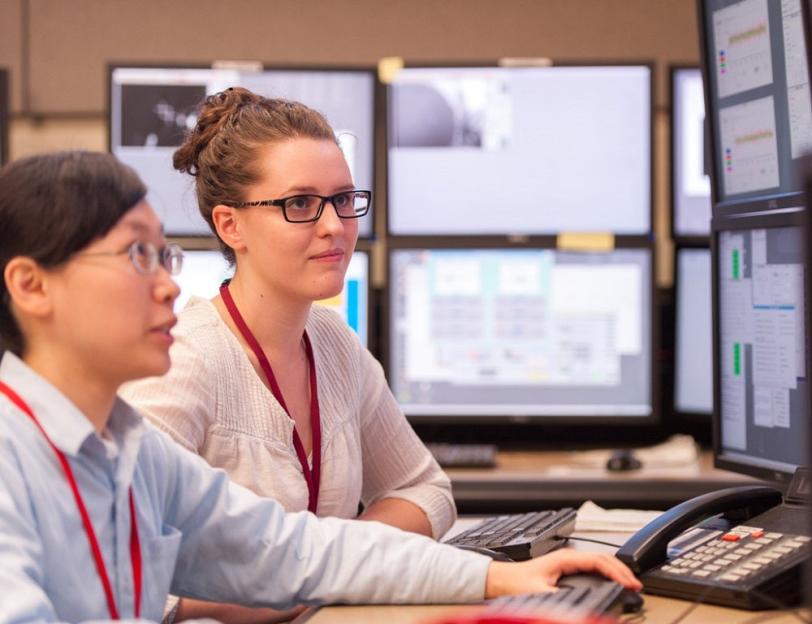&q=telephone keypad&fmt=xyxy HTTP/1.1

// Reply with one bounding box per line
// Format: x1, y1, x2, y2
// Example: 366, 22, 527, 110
657, 528, 811, 585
